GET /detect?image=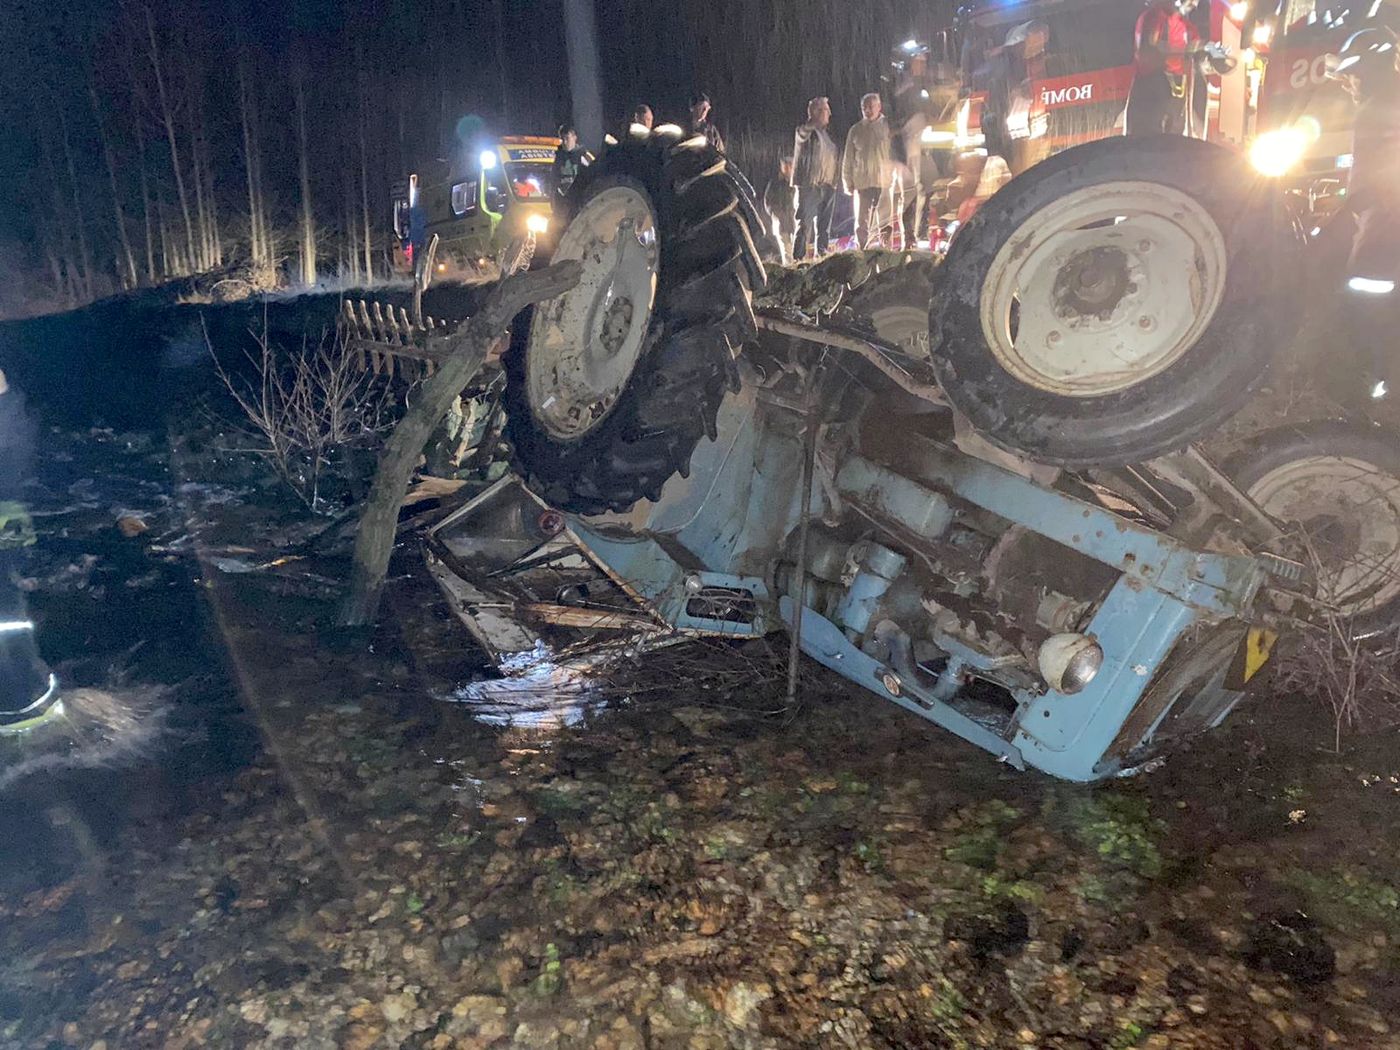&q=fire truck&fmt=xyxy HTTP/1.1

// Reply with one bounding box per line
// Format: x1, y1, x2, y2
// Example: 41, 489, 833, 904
903, 0, 1399, 227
